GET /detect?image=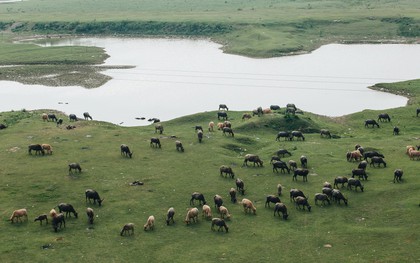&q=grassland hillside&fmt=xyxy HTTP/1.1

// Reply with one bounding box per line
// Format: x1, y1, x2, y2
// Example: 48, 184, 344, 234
0, 80, 419, 262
